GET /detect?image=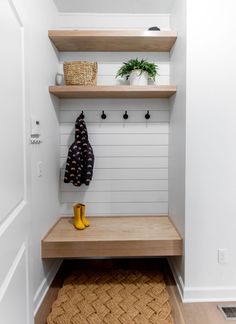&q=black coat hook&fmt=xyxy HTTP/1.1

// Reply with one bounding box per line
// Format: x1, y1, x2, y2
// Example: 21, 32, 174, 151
145, 110, 150, 120
80, 111, 85, 119
123, 110, 129, 120
101, 110, 107, 119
